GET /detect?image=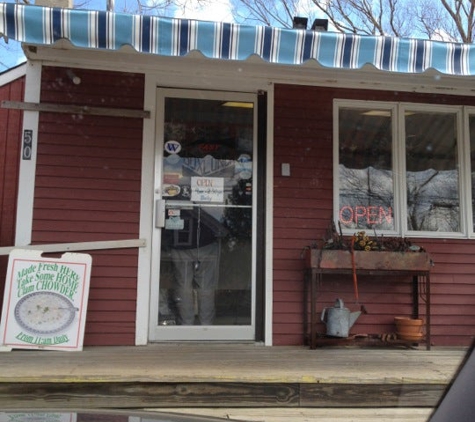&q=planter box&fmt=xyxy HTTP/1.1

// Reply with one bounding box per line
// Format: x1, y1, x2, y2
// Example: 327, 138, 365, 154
305, 249, 431, 272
